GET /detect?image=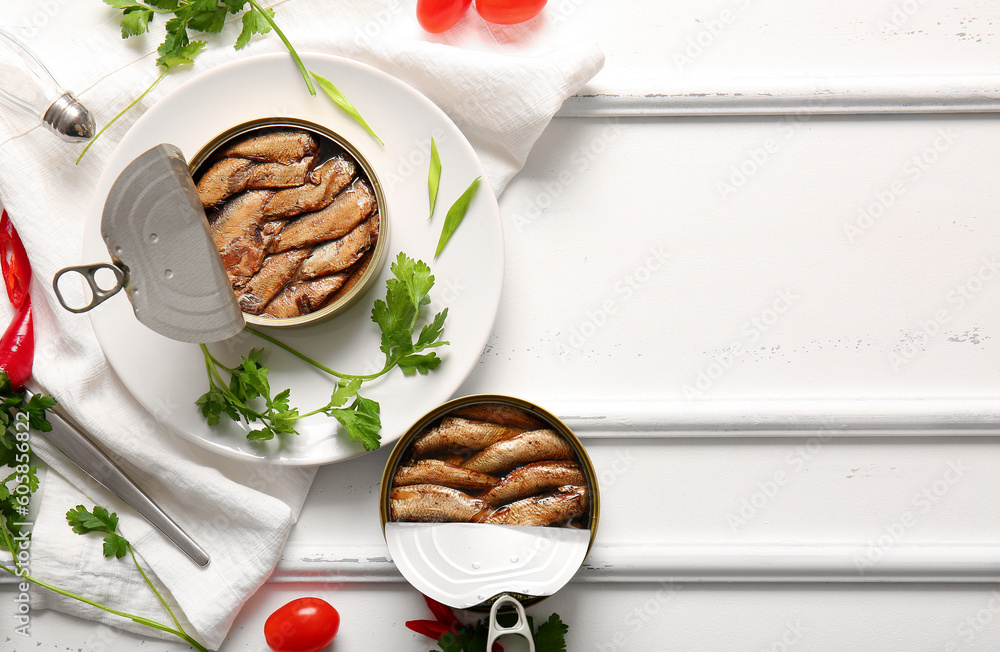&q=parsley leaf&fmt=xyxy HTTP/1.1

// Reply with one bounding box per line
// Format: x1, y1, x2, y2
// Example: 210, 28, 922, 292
66, 504, 119, 535
415, 309, 449, 350
534, 613, 569, 652
66, 505, 130, 559
229, 348, 269, 404
156, 39, 207, 70
120, 7, 154, 38
326, 395, 382, 451
195, 385, 233, 425
324, 378, 362, 409
436, 631, 463, 652
104, 0, 146, 9
436, 632, 462, 652
396, 254, 436, 312
84, 0, 332, 163
397, 351, 443, 376
1, 467, 38, 496
432, 619, 494, 652
235, 3, 273, 49
103, 533, 131, 558
23, 393, 56, 432
267, 389, 299, 433
374, 254, 443, 354
186, 3, 227, 33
